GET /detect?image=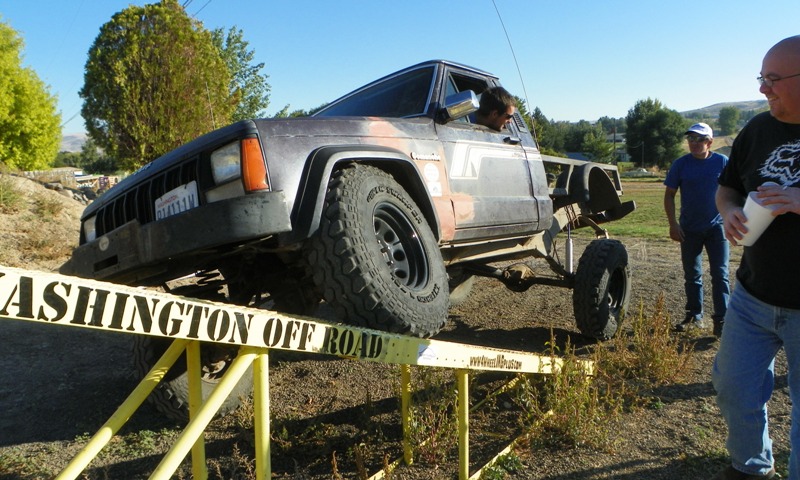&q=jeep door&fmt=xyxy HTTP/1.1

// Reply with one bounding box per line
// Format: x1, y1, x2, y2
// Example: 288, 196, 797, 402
435, 70, 542, 242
